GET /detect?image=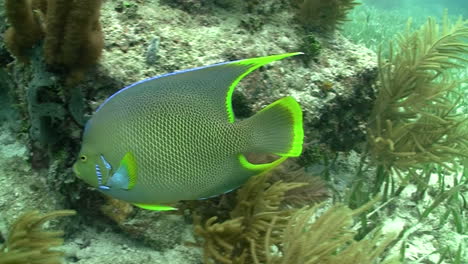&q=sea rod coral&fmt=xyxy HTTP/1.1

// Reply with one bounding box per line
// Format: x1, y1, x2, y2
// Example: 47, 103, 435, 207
0, 210, 76, 264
